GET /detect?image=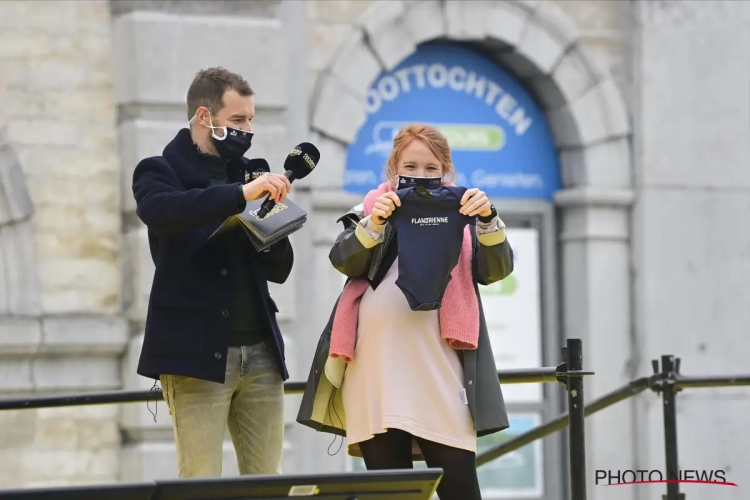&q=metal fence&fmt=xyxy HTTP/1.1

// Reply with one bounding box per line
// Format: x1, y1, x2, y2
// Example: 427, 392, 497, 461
0, 338, 747, 500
